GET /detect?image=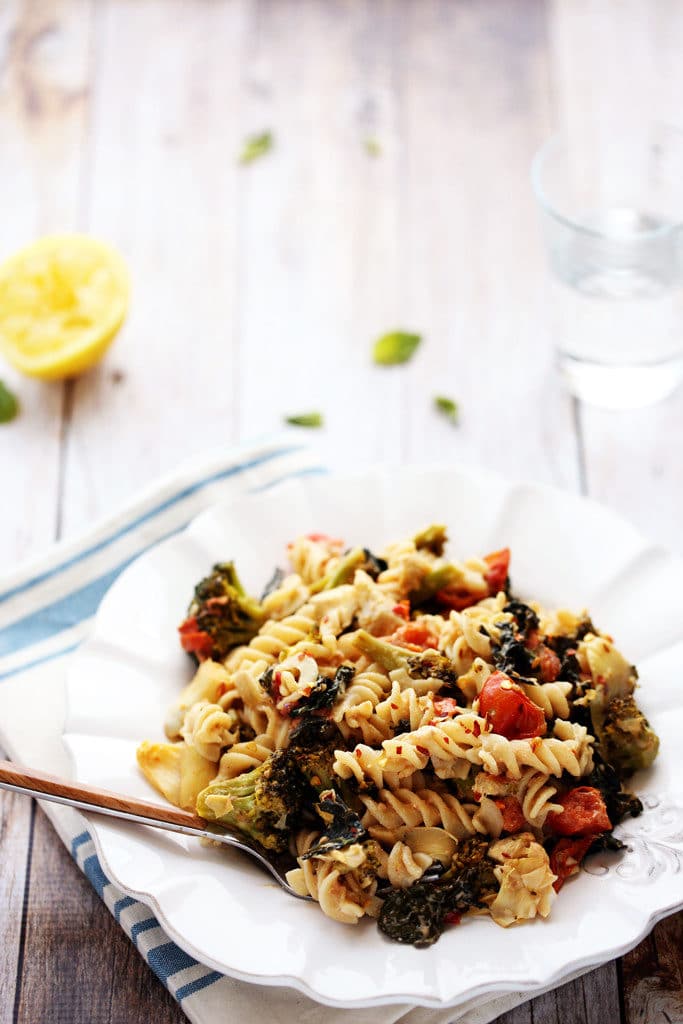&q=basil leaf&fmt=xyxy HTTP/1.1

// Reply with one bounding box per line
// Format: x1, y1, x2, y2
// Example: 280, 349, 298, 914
285, 412, 323, 428
373, 331, 421, 366
239, 131, 273, 165
0, 380, 19, 424
364, 138, 382, 157
434, 395, 459, 423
